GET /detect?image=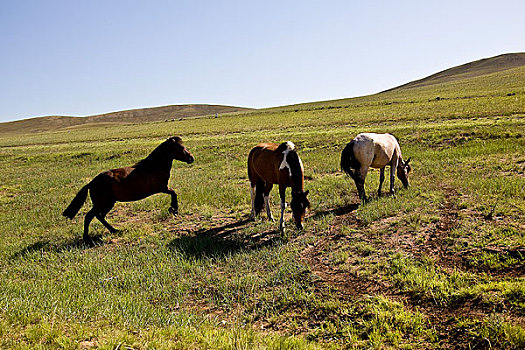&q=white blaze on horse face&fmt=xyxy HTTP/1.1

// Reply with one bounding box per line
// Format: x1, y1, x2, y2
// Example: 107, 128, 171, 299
279, 141, 295, 177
